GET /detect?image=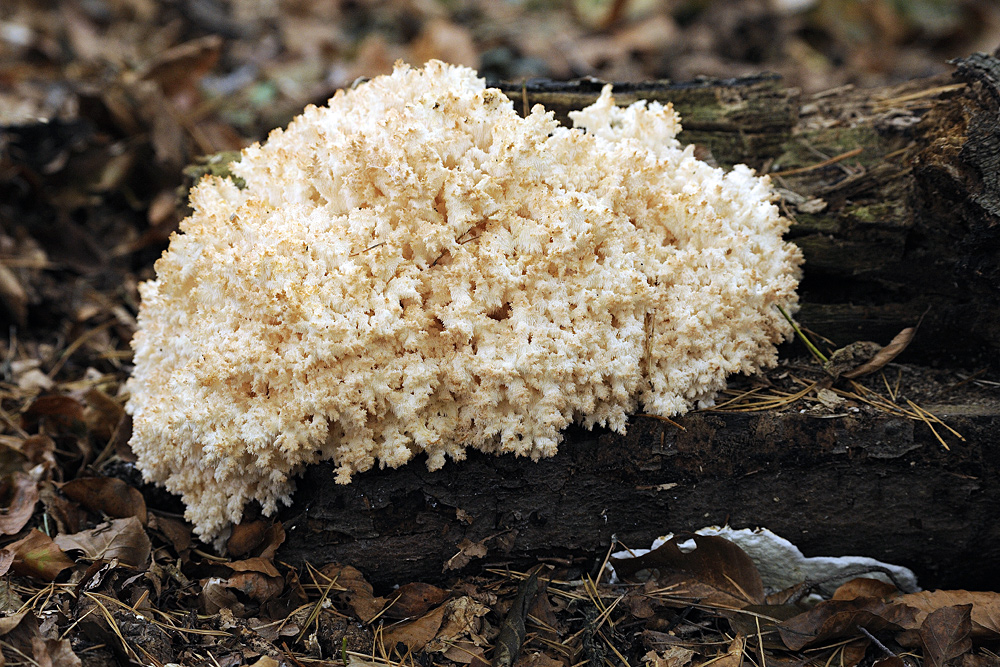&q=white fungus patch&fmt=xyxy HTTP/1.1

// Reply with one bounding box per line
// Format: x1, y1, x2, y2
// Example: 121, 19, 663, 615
126, 61, 802, 542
